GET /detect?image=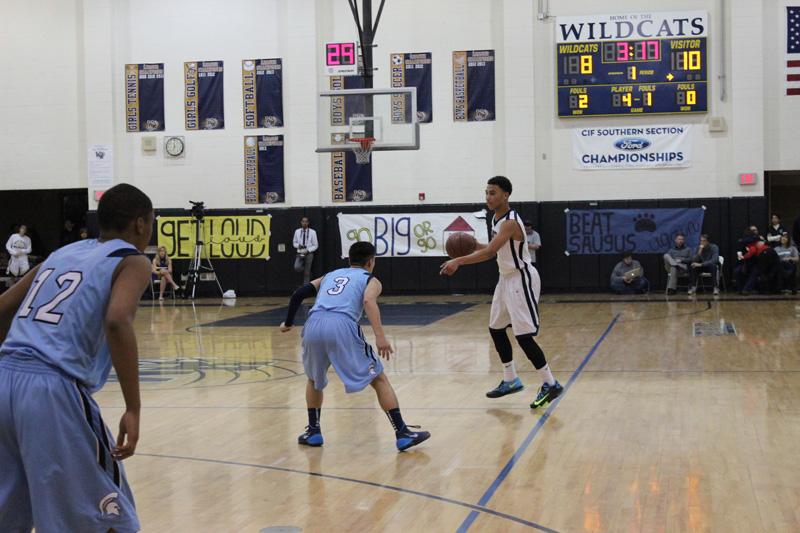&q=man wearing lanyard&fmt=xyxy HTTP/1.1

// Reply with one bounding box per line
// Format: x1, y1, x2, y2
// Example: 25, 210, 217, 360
293, 217, 319, 284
